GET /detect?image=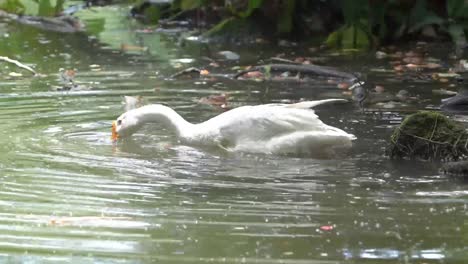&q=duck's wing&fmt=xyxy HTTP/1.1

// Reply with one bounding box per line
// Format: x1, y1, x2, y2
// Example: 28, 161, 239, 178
201, 104, 347, 144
